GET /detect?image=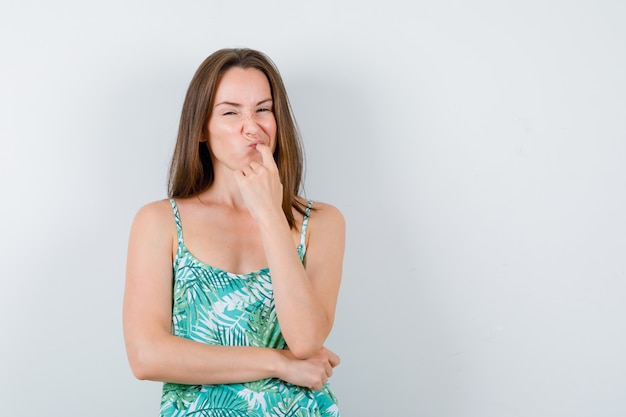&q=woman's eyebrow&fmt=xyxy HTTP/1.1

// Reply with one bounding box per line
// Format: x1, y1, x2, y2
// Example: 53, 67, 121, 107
214, 98, 273, 107
214, 101, 241, 107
